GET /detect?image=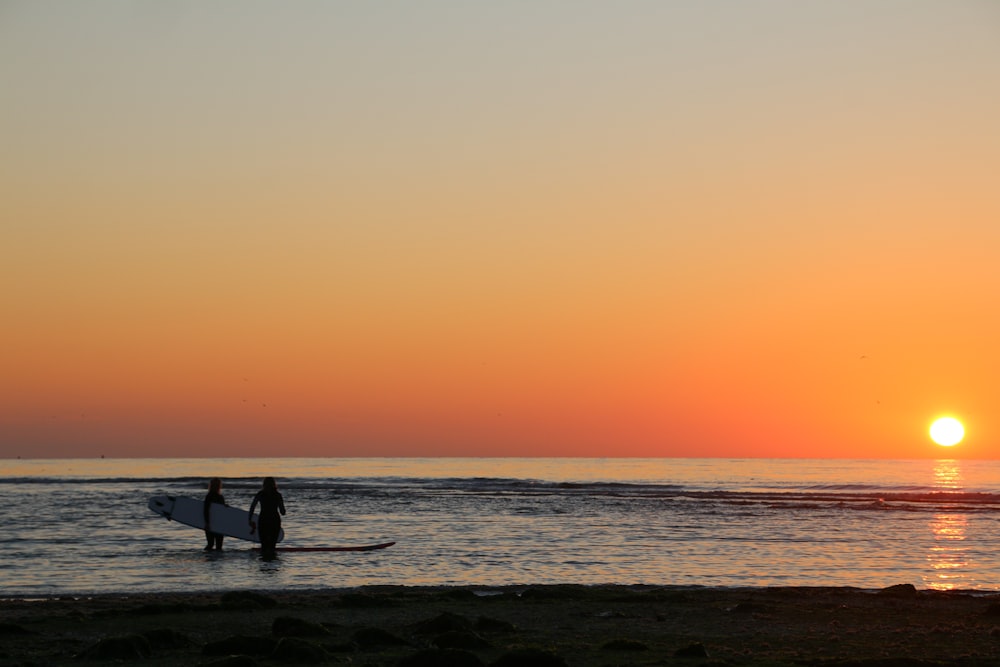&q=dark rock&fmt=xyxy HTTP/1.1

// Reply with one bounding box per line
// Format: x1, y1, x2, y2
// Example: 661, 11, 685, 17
272, 616, 331, 637
474, 616, 516, 633
336, 592, 395, 608
491, 647, 569, 667
518, 585, 586, 600
353, 627, 410, 648
398, 648, 485, 667
202, 635, 278, 657
674, 642, 709, 658
270, 637, 328, 664
220, 591, 278, 609
77, 634, 152, 660
321, 640, 358, 653
134, 602, 196, 615
438, 589, 478, 601
830, 660, 943, 667
433, 631, 491, 649
200, 656, 260, 667
142, 627, 193, 648
601, 638, 649, 651
877, 584, 918, 597
0, 623, 35, 635
412, 612, 473, 634
615, 588, 689, 603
